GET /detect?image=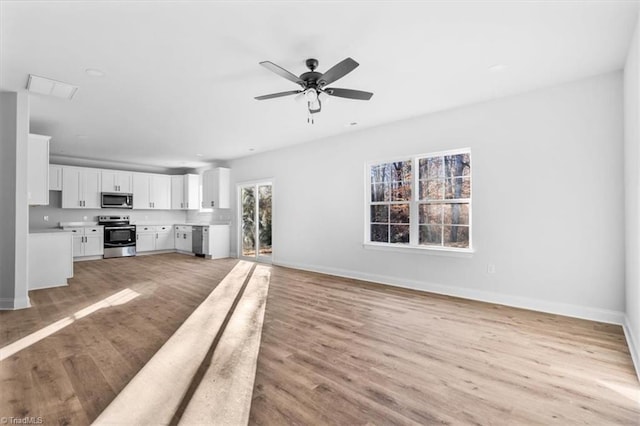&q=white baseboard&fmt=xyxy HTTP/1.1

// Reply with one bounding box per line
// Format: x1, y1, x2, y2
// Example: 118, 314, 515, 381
0, 296, 31, 310
273, 260, 625, 325
623, 316, 640, 381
